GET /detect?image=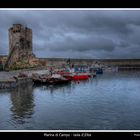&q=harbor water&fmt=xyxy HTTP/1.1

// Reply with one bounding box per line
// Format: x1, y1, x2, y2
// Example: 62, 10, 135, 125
0, 71, 140, 130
